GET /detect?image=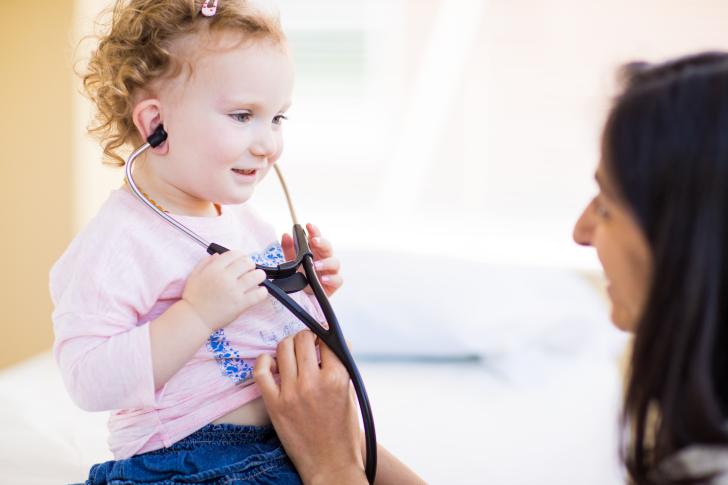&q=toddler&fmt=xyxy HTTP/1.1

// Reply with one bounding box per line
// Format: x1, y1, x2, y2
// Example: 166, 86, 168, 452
50, 1, 419, 483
